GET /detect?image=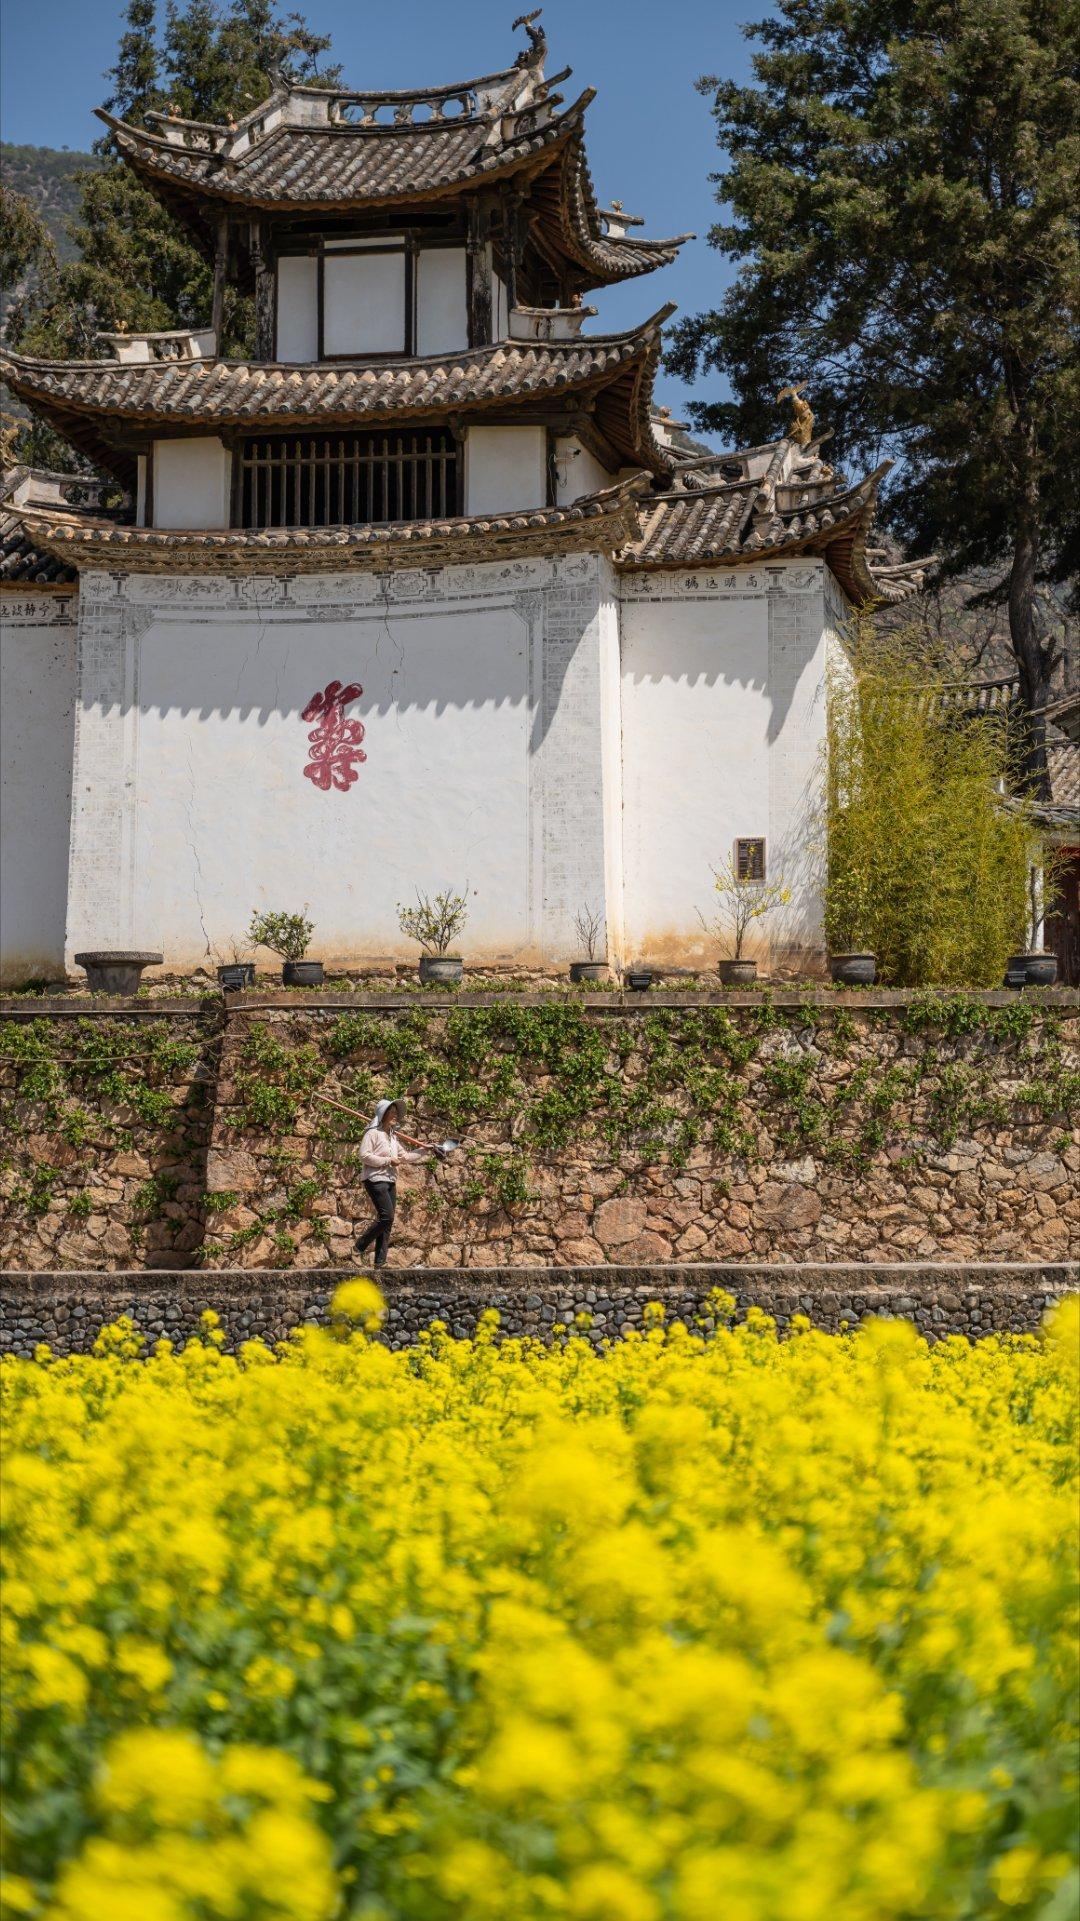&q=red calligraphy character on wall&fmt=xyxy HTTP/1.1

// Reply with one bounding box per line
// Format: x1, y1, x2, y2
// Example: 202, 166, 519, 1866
301, 680, 367, 792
